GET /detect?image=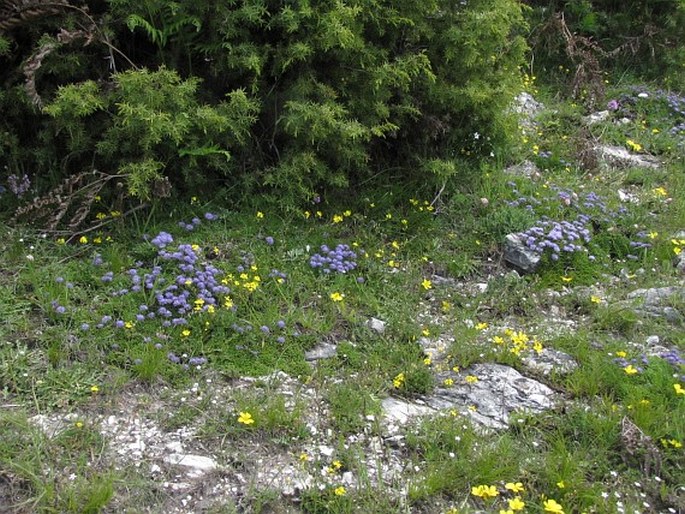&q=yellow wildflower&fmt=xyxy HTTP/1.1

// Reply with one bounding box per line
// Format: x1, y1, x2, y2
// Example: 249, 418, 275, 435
624, 364, 638, 375
471, 484, 499, 499
505, 482, 524, 493
330, 292, 344, 302
543, 499, 565, 514
421, 279, 432, 290
508, 497, 525, 511
393, 372, 405, 388
237, 412, 254, 425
